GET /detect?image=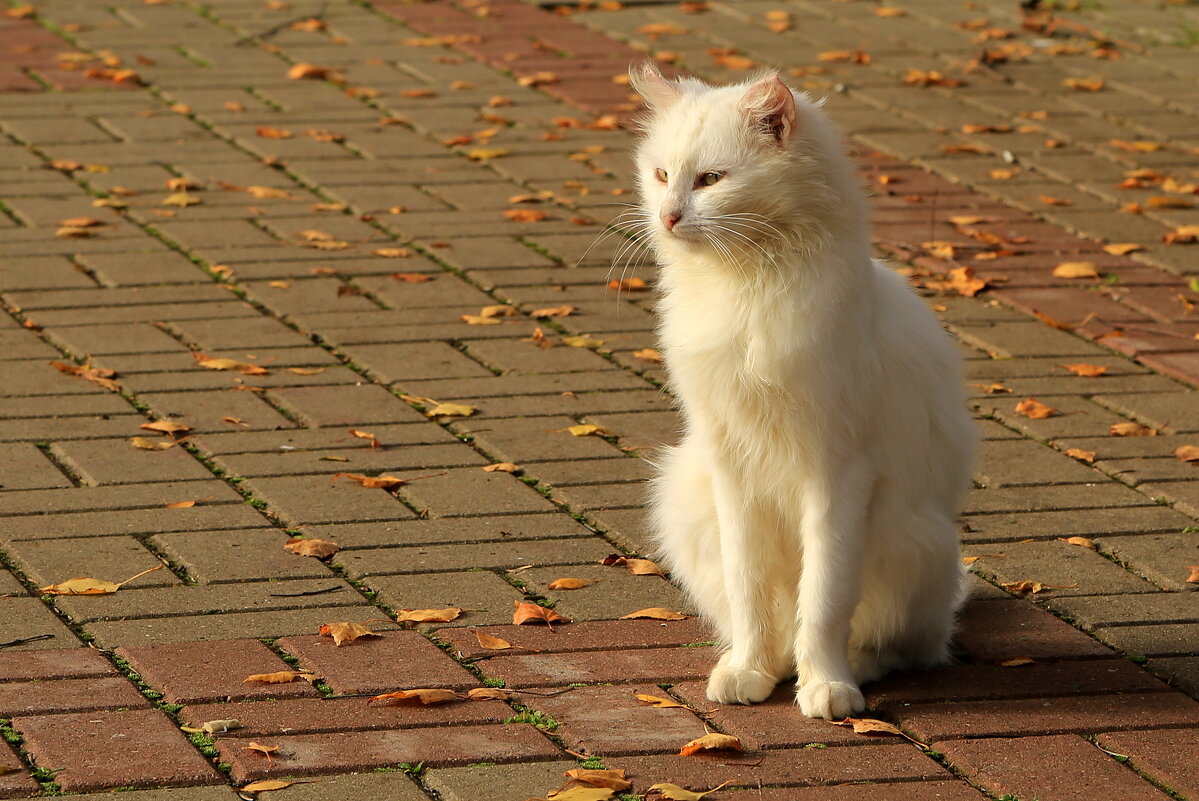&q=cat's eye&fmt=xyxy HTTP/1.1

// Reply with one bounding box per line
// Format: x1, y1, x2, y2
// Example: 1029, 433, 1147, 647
653, 168, 668, 183
699, 172, 723, 187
